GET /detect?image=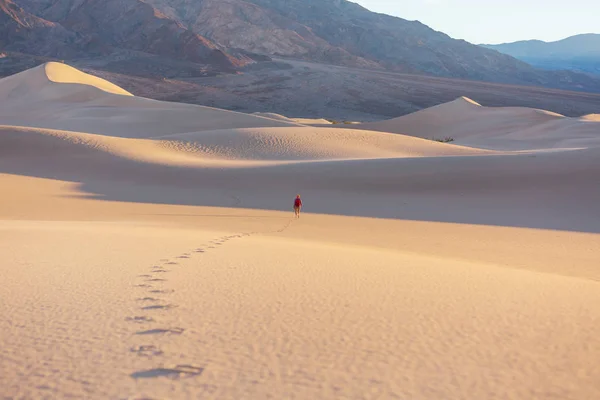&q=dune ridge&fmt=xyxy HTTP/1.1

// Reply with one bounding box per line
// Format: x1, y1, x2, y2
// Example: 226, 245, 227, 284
0, 62, 132, 104
354, 96, 599, 150
44, 62, 134, 96
0, 123, 493, 170
253, 112, 335, 126
0, 63, 299, 138
580, 114, 600, 121
0, 63, 494, 165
